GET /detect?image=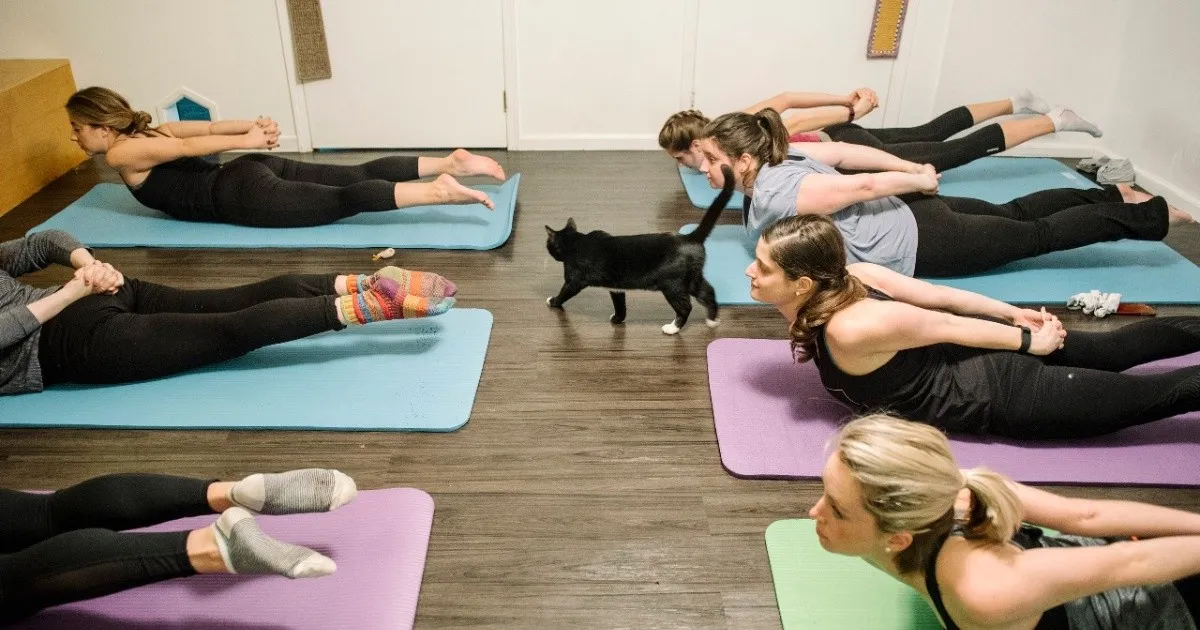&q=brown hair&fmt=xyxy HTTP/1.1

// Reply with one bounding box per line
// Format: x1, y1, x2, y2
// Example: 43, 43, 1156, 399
701, 108, 790, 186
66, 86, 160, 137
836, 414, 1022, 574
760, 214, 867, 362
658, 109, 710, 153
